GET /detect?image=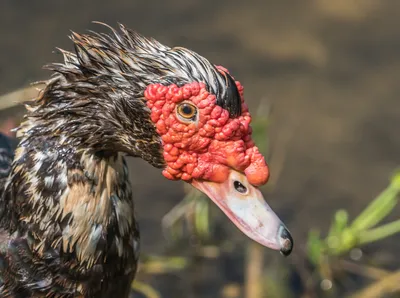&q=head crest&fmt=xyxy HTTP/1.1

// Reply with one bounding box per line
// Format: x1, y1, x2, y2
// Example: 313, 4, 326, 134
50, 23, 242, 118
